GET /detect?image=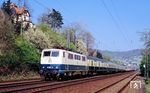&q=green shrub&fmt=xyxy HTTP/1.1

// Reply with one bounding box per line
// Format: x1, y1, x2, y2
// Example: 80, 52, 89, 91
38, 24, 67, 48
38, 24, 51, 32
140, 55, 150, 77
69, 43, 76, 51
23, 29, 52, 52
0, 53, 19, 68
15, 37, 40, 63
0, 36, 40, 73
